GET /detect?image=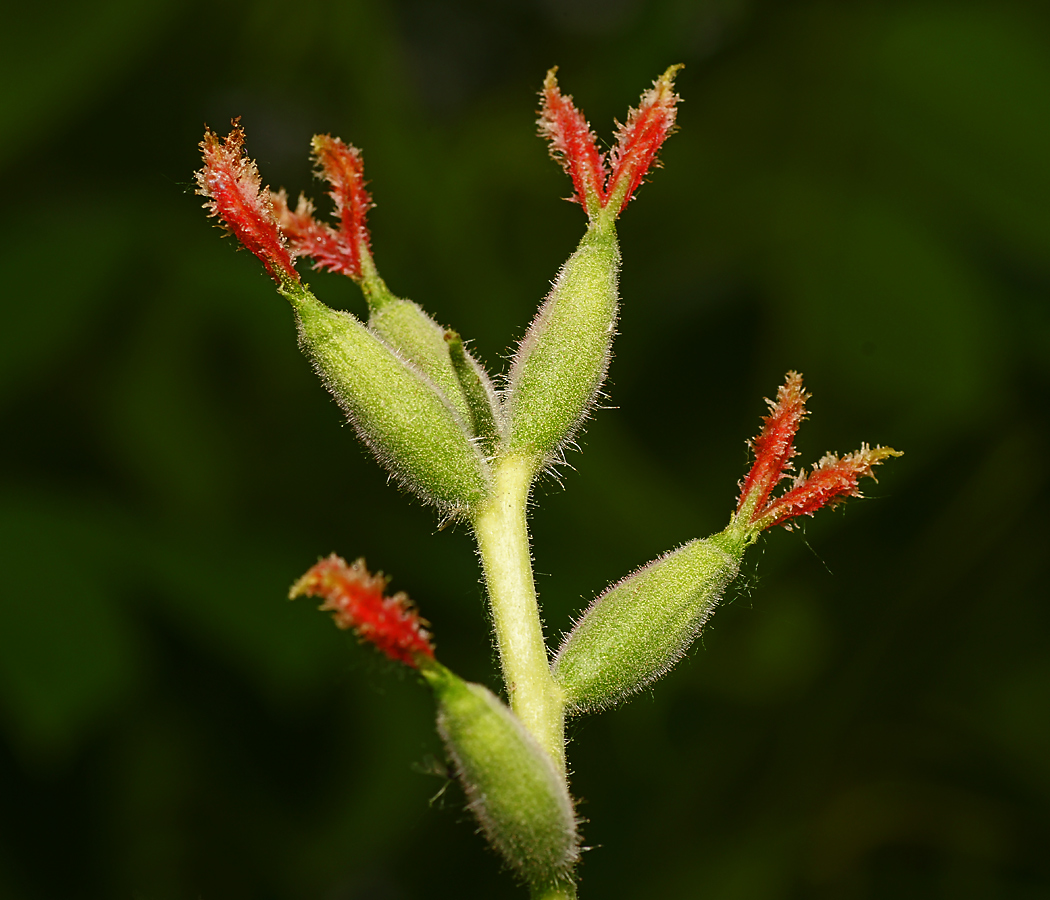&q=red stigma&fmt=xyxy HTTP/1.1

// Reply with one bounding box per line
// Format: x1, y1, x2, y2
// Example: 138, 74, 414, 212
538, 68, 609, 216
737, 372, 809, 519
312, 135, 373, 279
759, 446, 903, 529
195, 121, 299, 284
606, 65, 683, 215
538, 65, 682, 220
270, 136, 375, 281
290, 555, 435, 667
736, 374, 901, 532
272, 190, 360, 277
